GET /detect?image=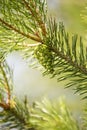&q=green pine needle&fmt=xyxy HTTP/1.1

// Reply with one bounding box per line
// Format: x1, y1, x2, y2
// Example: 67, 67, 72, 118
30, 98, 80, 130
